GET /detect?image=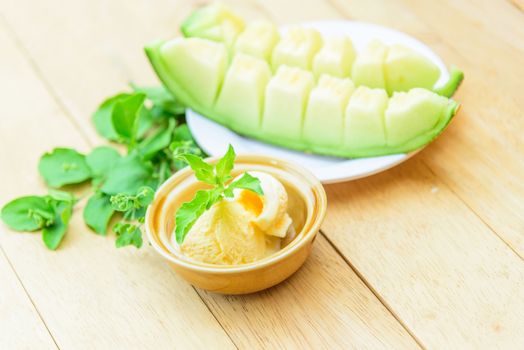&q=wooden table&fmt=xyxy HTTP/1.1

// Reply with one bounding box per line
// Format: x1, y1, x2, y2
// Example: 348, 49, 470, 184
1, 0, 523, 348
